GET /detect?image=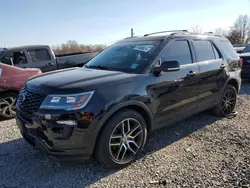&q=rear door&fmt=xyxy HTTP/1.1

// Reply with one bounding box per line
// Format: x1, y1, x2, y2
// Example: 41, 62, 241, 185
149, 39, 200, 129
26, 48, 56, 72
192, 40, 228, 111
